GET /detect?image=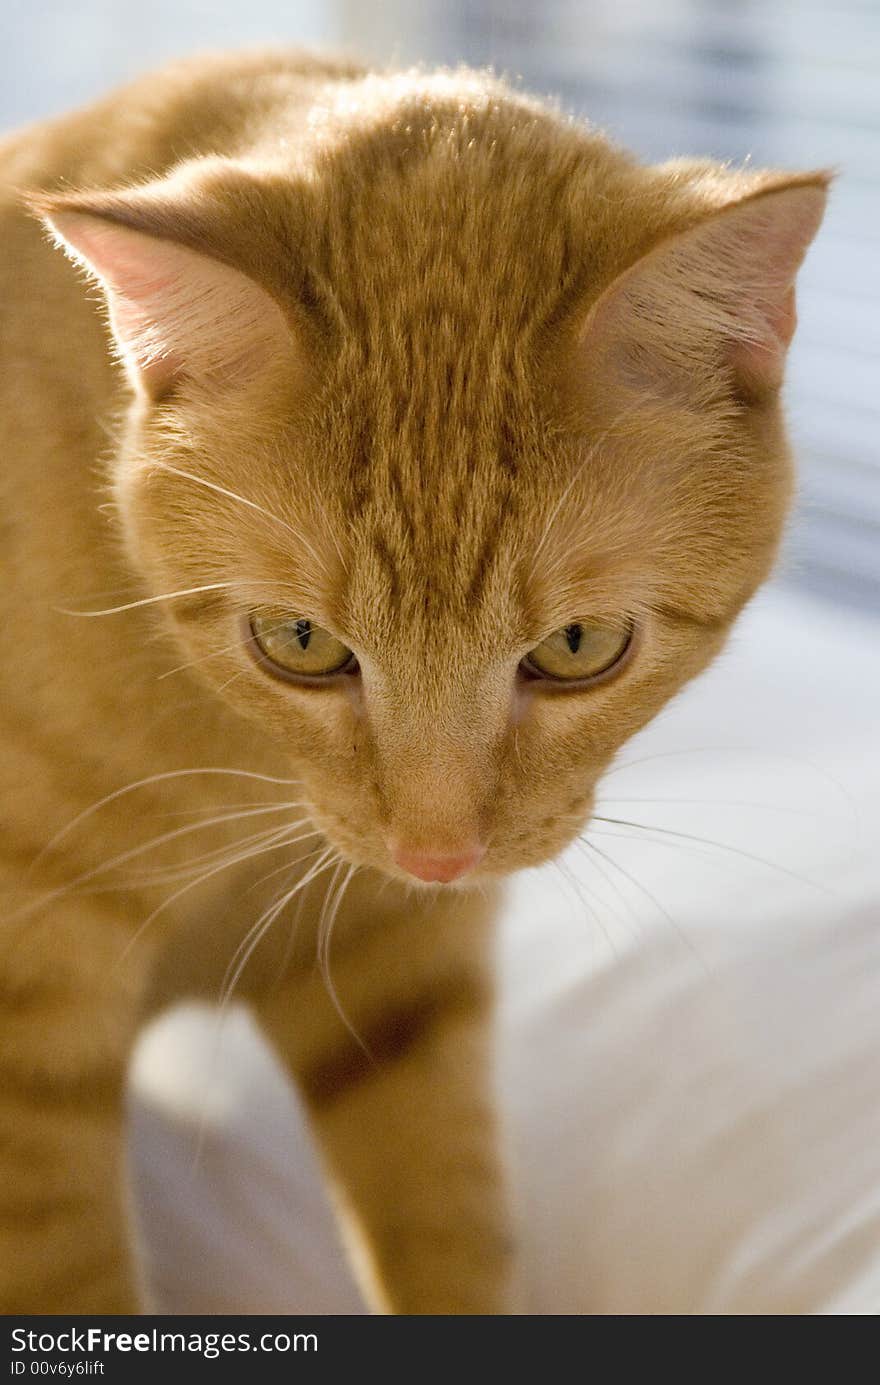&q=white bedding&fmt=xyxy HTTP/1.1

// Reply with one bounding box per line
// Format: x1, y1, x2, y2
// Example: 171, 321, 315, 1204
129, 583, 880, 1314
